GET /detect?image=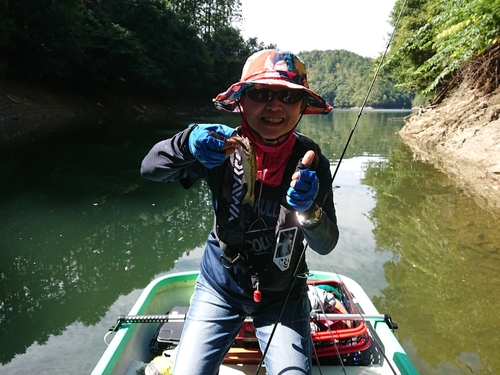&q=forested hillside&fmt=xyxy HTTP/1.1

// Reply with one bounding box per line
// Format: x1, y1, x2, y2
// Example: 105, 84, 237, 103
0, 0, 266, 102
301, 50, 413, 109
1, 0, 499, 116
0, 0, 413, 112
